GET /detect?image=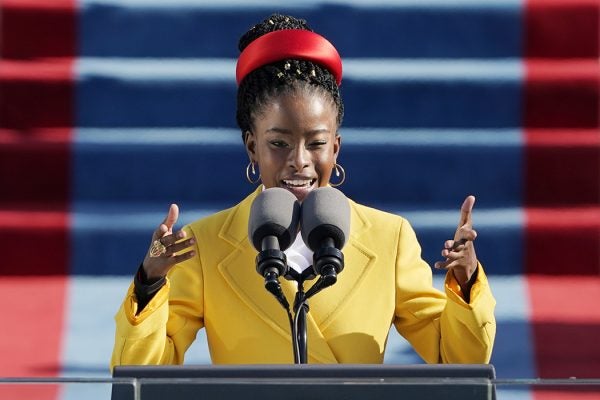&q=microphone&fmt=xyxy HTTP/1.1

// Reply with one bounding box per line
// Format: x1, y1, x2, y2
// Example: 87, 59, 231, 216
248, 187, 300, 308
300, 187, 350, 297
